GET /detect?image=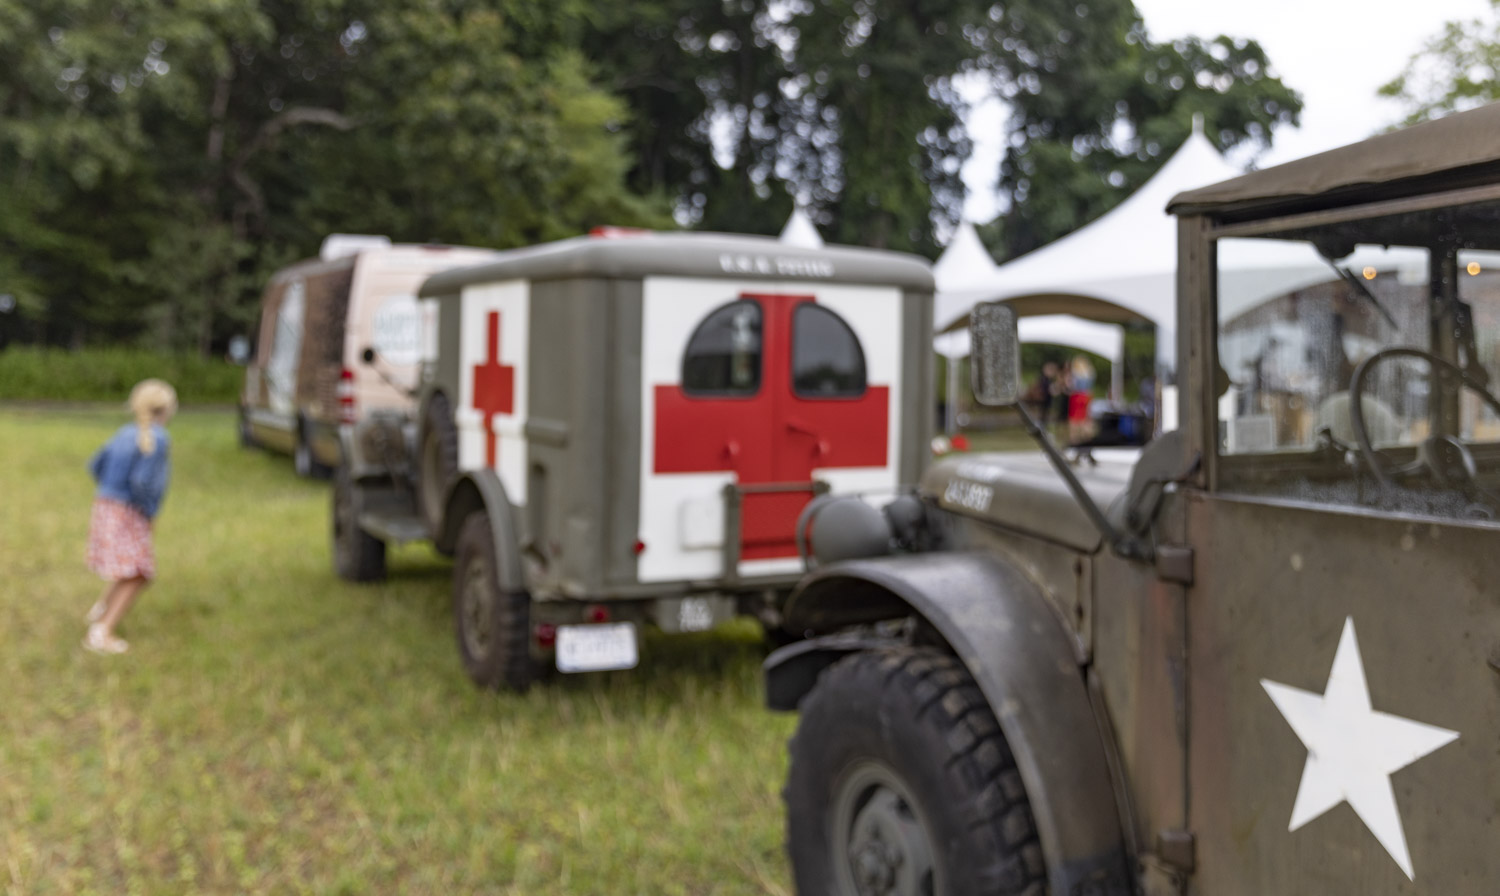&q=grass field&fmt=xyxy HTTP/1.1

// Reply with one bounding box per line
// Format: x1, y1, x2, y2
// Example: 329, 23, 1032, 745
0, 407, 795, 895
